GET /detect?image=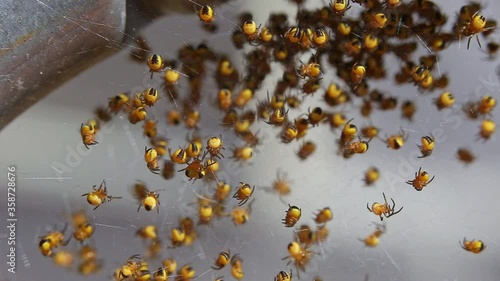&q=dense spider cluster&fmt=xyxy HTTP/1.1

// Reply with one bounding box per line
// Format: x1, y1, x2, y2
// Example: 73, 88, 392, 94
39, 0, 498, 280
